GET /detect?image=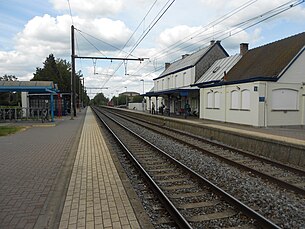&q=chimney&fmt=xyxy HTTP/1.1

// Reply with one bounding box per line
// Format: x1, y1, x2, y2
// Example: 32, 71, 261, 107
240, 43, 249, 55
165, 63, 171, 69
210, 40, 215, 45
